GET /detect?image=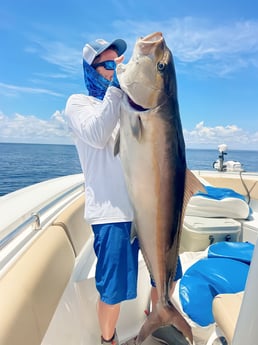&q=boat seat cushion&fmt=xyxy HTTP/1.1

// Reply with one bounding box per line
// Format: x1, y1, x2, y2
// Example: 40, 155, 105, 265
212, 292, 243, 343
208, 241, 254, 264
54, 194, 92, 256
186, 186, 251, 219
179, 242, 254, 326
0, 225, 75, 345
